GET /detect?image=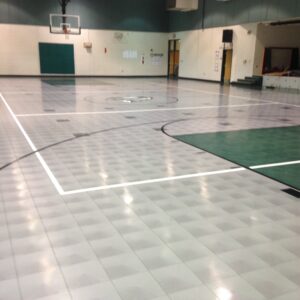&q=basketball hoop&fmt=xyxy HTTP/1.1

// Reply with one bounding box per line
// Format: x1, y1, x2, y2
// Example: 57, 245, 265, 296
49, 14, 81, 35
63, 26, 71, 34
50, 1, 81, 35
